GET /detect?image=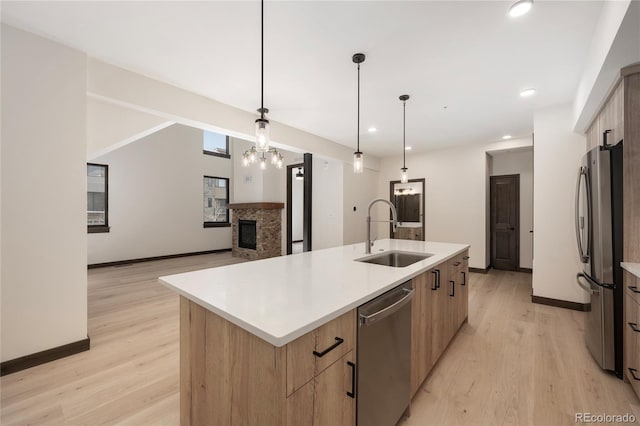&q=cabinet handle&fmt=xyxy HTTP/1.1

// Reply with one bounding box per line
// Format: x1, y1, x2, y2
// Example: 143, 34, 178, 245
347, 361, 356, 398
449, 280, 455, 297
630, 368, 640, 381
461, 271, 466, 286
629, 286, 640, 294
453, 261, 461, 267
435, 269, 441, 289
313, 337, 344, 358
463, 256, 470, 260
629, 322, 640, 333
431, 270, 439, 291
